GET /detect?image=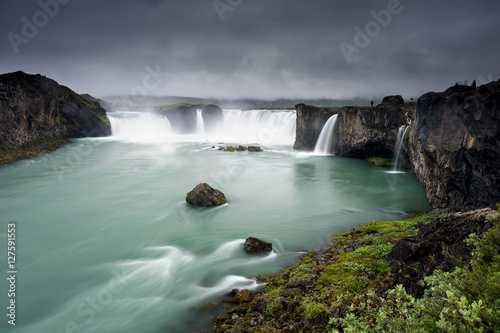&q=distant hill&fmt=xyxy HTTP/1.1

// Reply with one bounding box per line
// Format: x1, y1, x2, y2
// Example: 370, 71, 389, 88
100, 95, 373, 111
